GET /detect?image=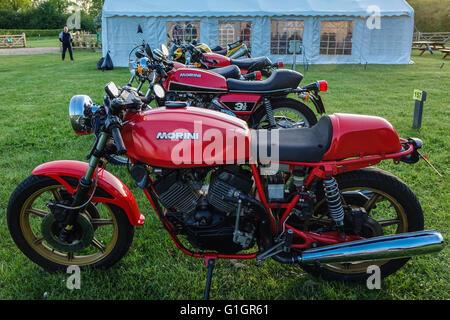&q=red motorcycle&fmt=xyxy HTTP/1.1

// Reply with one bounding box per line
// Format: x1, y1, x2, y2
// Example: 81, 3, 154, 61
167, 40, 280, 76
131, 44, 320, 130
7, 83, 443, 299
182, 43, 283, 76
